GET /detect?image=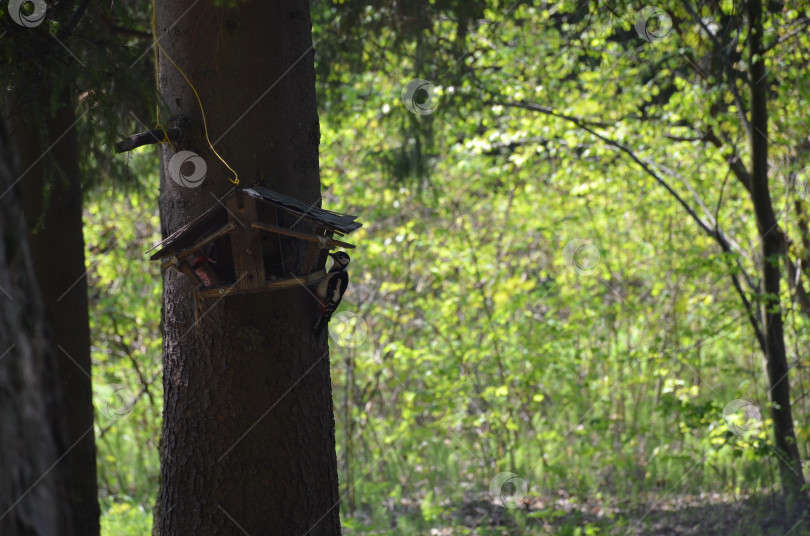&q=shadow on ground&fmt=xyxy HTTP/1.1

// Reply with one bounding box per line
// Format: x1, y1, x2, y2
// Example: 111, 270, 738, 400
449, 492, 810, 535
